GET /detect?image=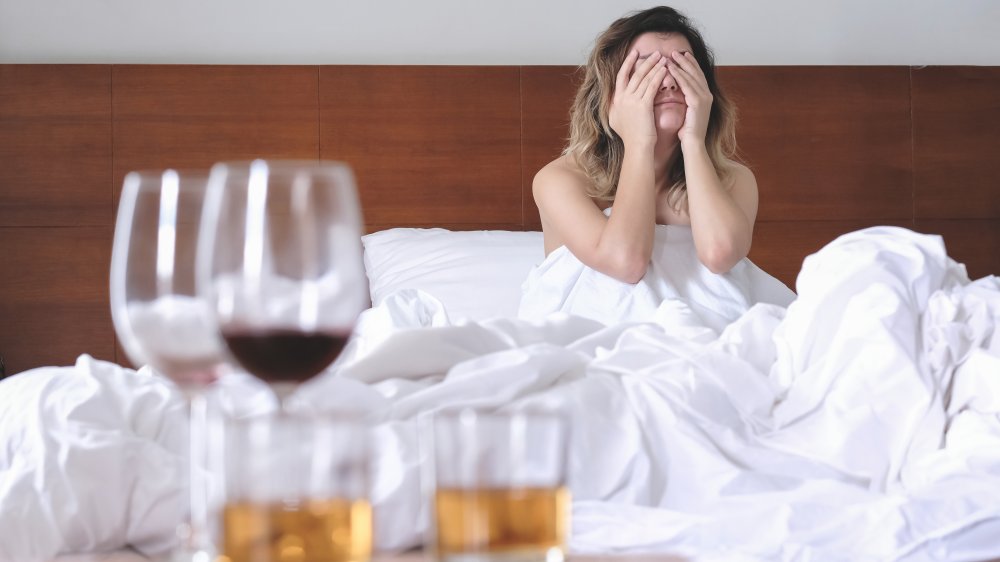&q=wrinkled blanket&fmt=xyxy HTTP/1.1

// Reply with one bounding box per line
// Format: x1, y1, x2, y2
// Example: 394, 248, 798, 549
2, 227, 999, 562
519, 221, 796, 330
